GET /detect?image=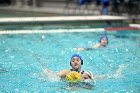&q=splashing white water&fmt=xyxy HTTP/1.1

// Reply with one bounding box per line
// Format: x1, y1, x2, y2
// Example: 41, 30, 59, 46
94, 64, 127, 81
43, 69, 61, 82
